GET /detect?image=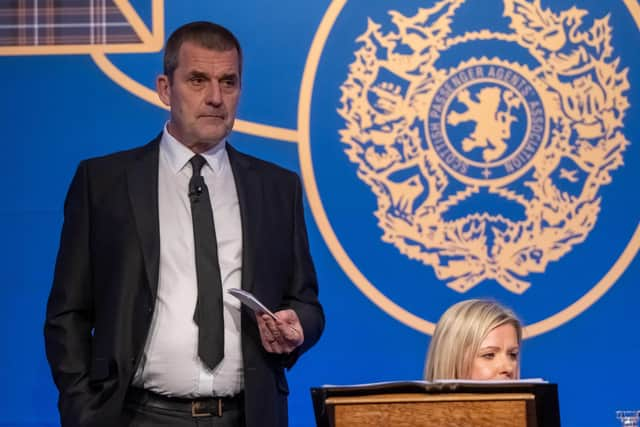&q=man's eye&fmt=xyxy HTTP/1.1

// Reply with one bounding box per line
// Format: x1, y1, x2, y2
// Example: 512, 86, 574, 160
221, 78, 237, 88
190, 77, 205, 85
